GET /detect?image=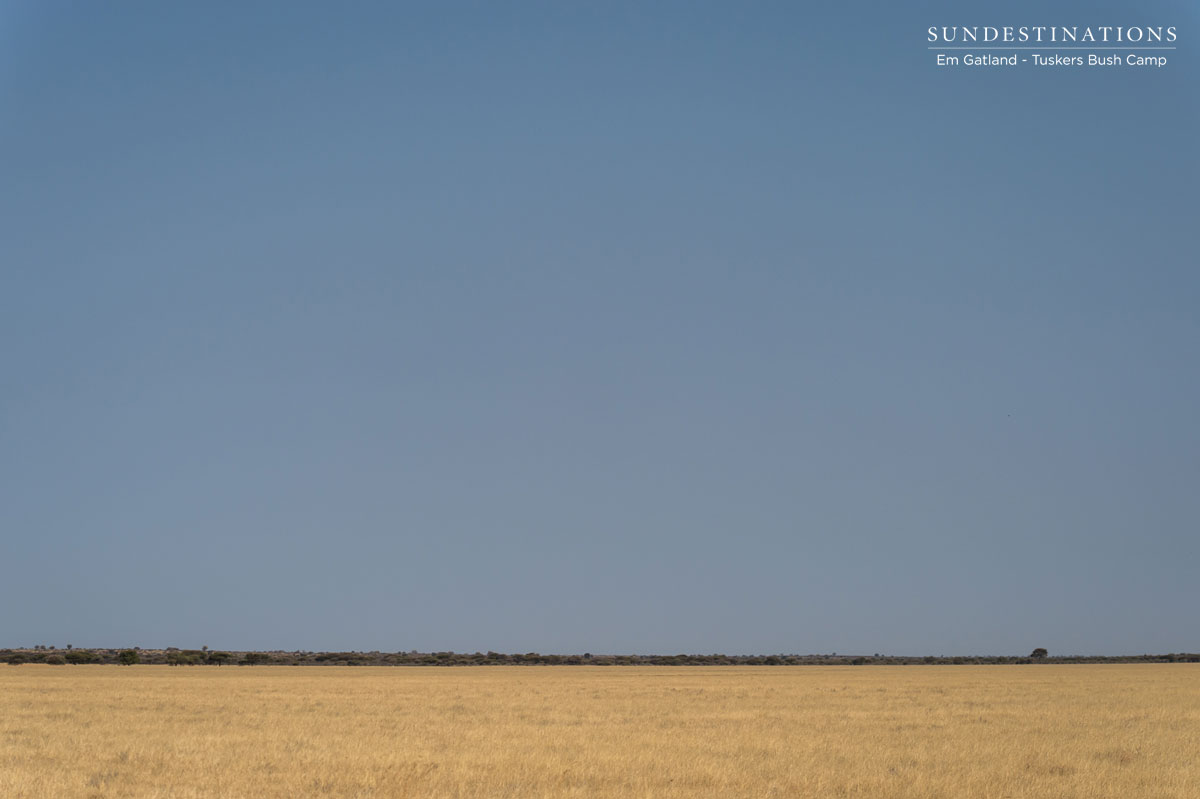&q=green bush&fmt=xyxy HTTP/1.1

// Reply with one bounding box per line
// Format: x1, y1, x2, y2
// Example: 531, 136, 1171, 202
118, 649, 140, 666
45, 655, 66, 665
